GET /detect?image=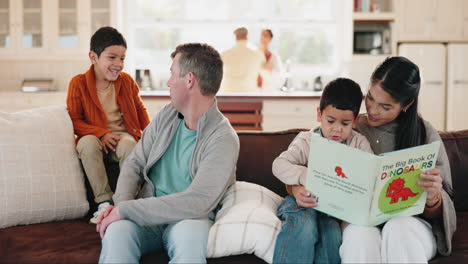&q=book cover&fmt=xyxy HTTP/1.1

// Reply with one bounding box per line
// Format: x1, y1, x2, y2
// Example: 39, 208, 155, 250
305, 133, 440, 226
